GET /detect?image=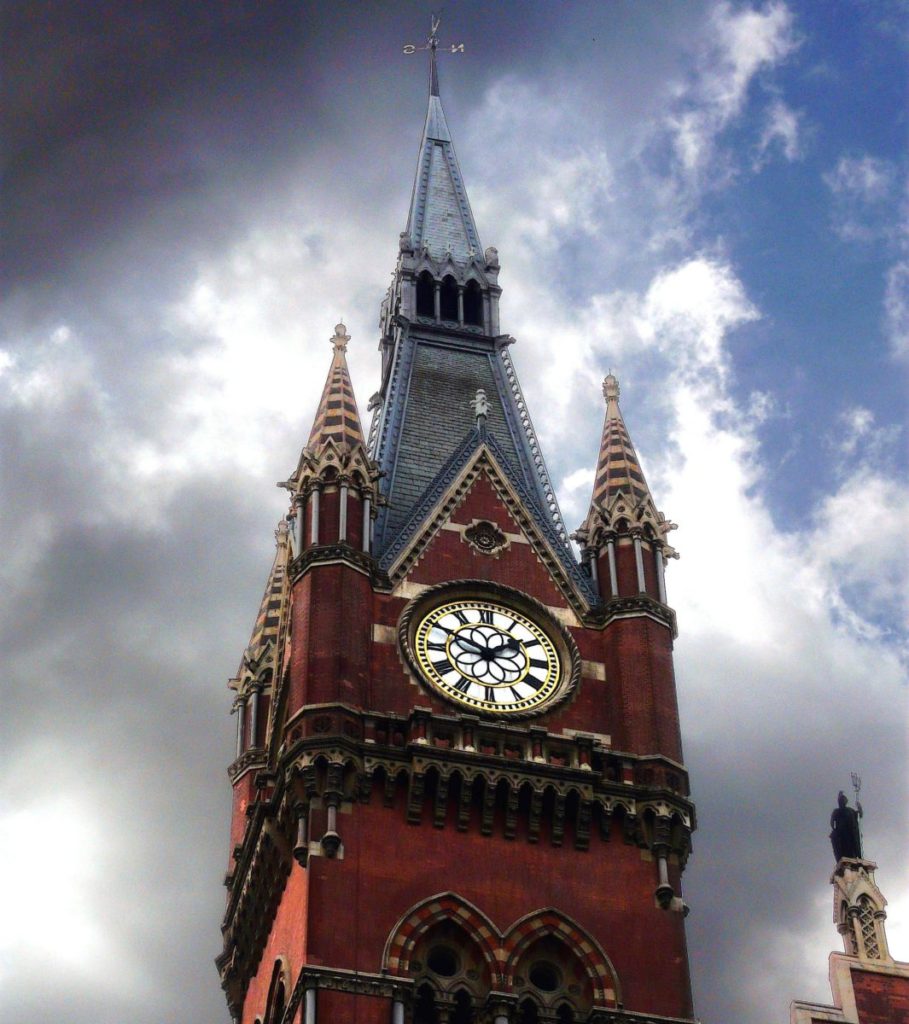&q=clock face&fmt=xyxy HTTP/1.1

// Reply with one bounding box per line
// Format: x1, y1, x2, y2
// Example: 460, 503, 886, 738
413, 598, 562, 714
